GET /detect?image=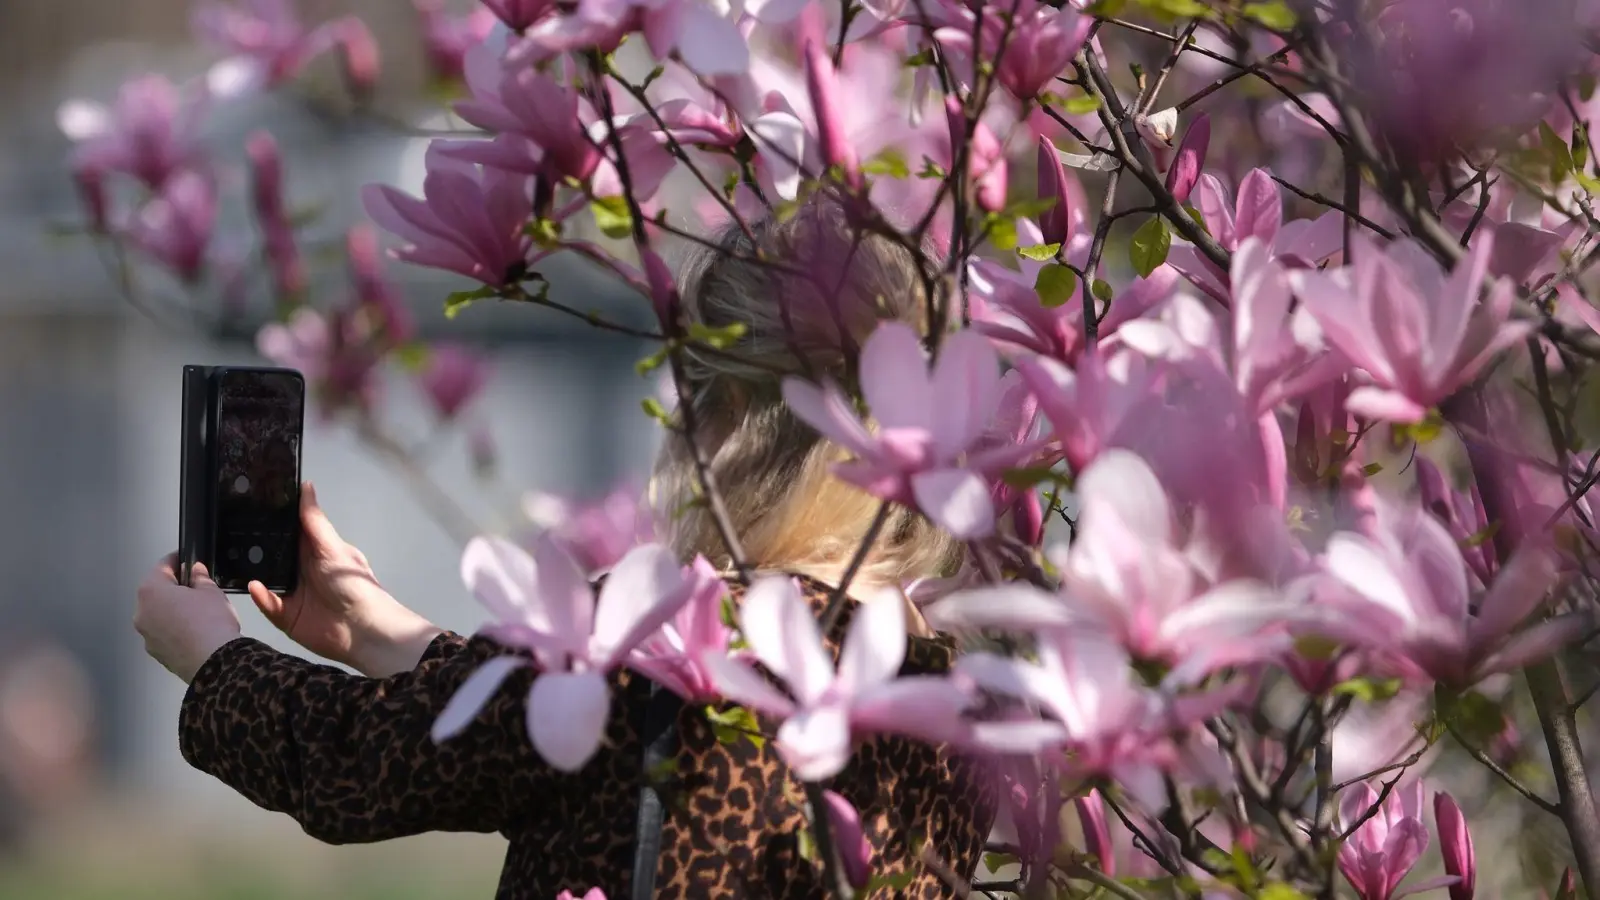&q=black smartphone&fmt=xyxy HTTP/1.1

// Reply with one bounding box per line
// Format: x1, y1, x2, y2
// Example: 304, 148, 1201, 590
179, 365, 305, 594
